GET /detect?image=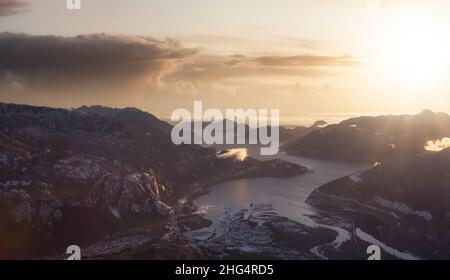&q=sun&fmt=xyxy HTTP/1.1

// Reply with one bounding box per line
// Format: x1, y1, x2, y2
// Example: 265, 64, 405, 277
377, 12, 450, 87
